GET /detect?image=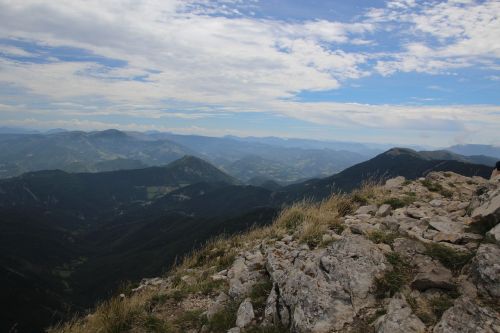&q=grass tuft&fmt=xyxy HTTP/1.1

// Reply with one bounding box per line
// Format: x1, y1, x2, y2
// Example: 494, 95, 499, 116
425, 243, 473, 272
375, 253, 412, 298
